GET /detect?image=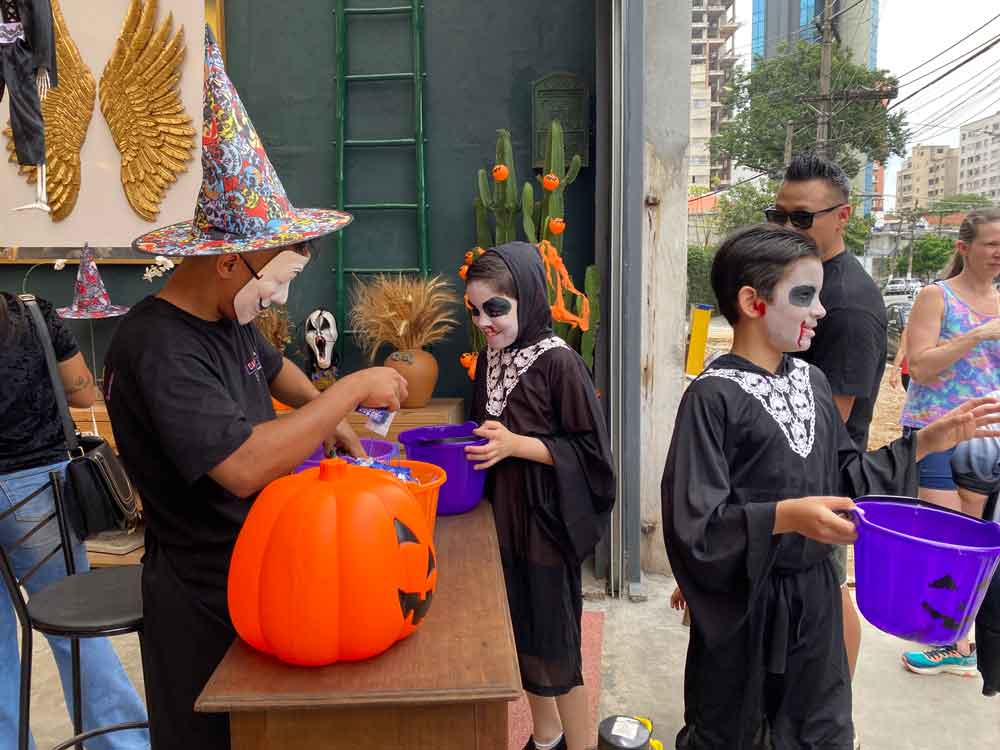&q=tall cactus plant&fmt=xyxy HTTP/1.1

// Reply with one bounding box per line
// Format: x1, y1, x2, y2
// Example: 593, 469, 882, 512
522, 120, 582, 252
476, 129, 521, 247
